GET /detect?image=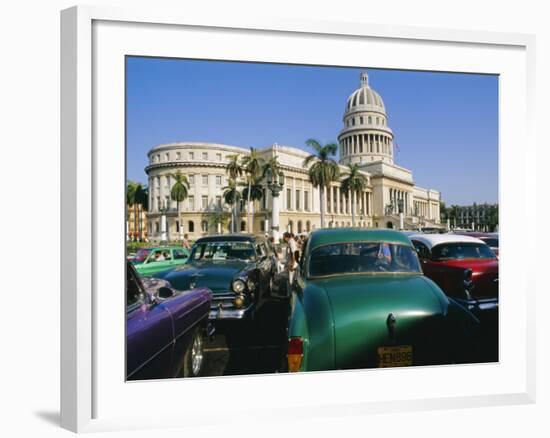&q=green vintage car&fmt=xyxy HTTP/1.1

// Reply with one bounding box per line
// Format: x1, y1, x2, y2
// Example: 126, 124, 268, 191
287, 228, 481, 372
130, 246, 190, 276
